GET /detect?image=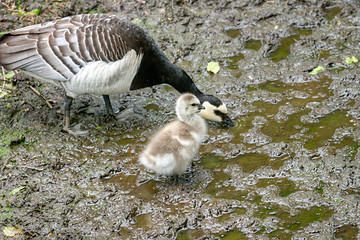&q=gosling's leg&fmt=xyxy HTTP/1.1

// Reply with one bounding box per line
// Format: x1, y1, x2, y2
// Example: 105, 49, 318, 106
62, 95, 88, 136
168, 174, 180, 185
103, 95, 116, 118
